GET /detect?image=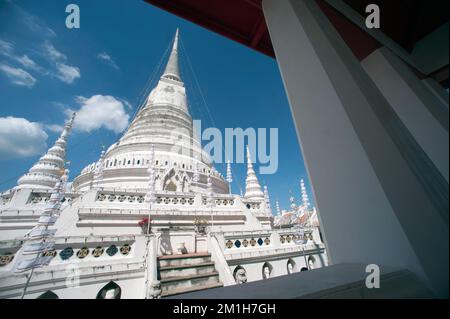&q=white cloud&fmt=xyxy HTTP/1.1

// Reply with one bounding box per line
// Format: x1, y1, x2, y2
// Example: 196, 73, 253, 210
55, 63, 80, 84
0, 39, 14, 55
0, 117, 48, 159
0, 38, 44, 74
13, 3, 56, 38
15, 54, 41, 72
70, 95, 130, 133
42, 41, 67, 62
45, 124, 63, 133
97, 52, 119, 70
40, 41, 80, 84
0, 63, 36, 88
